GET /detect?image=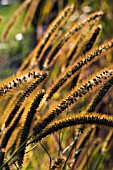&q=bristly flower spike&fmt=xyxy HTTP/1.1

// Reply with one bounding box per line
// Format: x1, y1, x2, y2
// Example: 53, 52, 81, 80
33, 69, 113, 135
43, 11, 103, 68
0, 70, 46, 100
32, 112, 113, 143
40, 39, 113, 103
1, 71, 47, 130
87, 72, 113, 112
17, 89, 45, 166
18, 4, 74, 72
22, 0, 39, 30
65, 24, 102, 68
